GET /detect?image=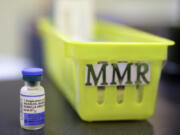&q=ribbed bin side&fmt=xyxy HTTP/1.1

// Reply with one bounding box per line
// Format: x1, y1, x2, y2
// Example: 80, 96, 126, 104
75, 60, 163, 121
42, 33, 78, 109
